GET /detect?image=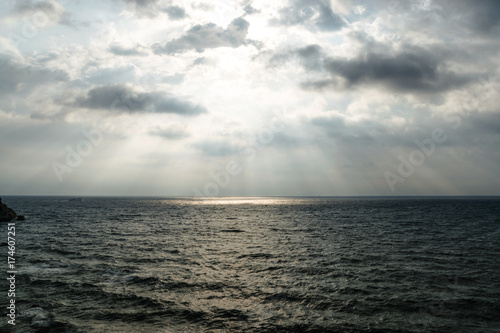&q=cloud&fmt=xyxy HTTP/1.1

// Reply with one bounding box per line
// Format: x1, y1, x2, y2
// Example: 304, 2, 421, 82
152, 17, 253, 54
124, 0, 158, 6
273, 0, 345, 31
374, 0, 500, 37
269, 43, 477, 94
125, 0, 157, 5
163, 5, 187, 20
320, 49, 473, 93
150, 124, 189, 140
122, 0, 187, 19
192, 140, 244, 157
12, 0, 72, 26
299, 79, 336, 90
244, 4, 259, 15
0, 37, 23, 60
84, 65, 137, 85
108, 44, 147, 56
123, 0, 160, 16
71, 84, 207, 116
432, 0, 500, 35
0, 54, 69, 95
1, 0, 499, 196
463, 0, 500, 34
309, 106, 500, 151
269, 44, 324, 70
467, 110, 500, 137
192, 57, 211, 66
310, 115, 381, 146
